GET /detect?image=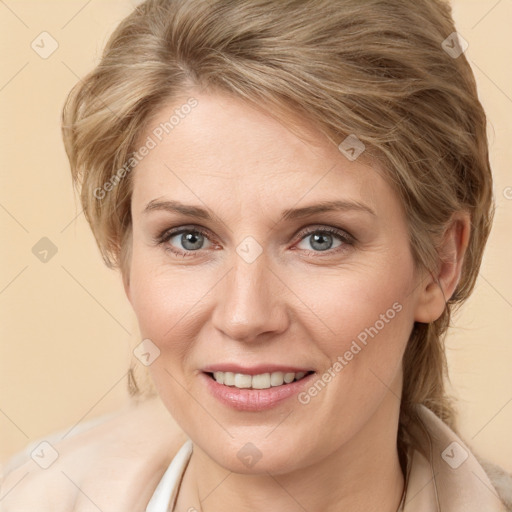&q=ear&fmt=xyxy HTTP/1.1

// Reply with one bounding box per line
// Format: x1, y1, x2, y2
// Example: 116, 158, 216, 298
414, 211, 471, 323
